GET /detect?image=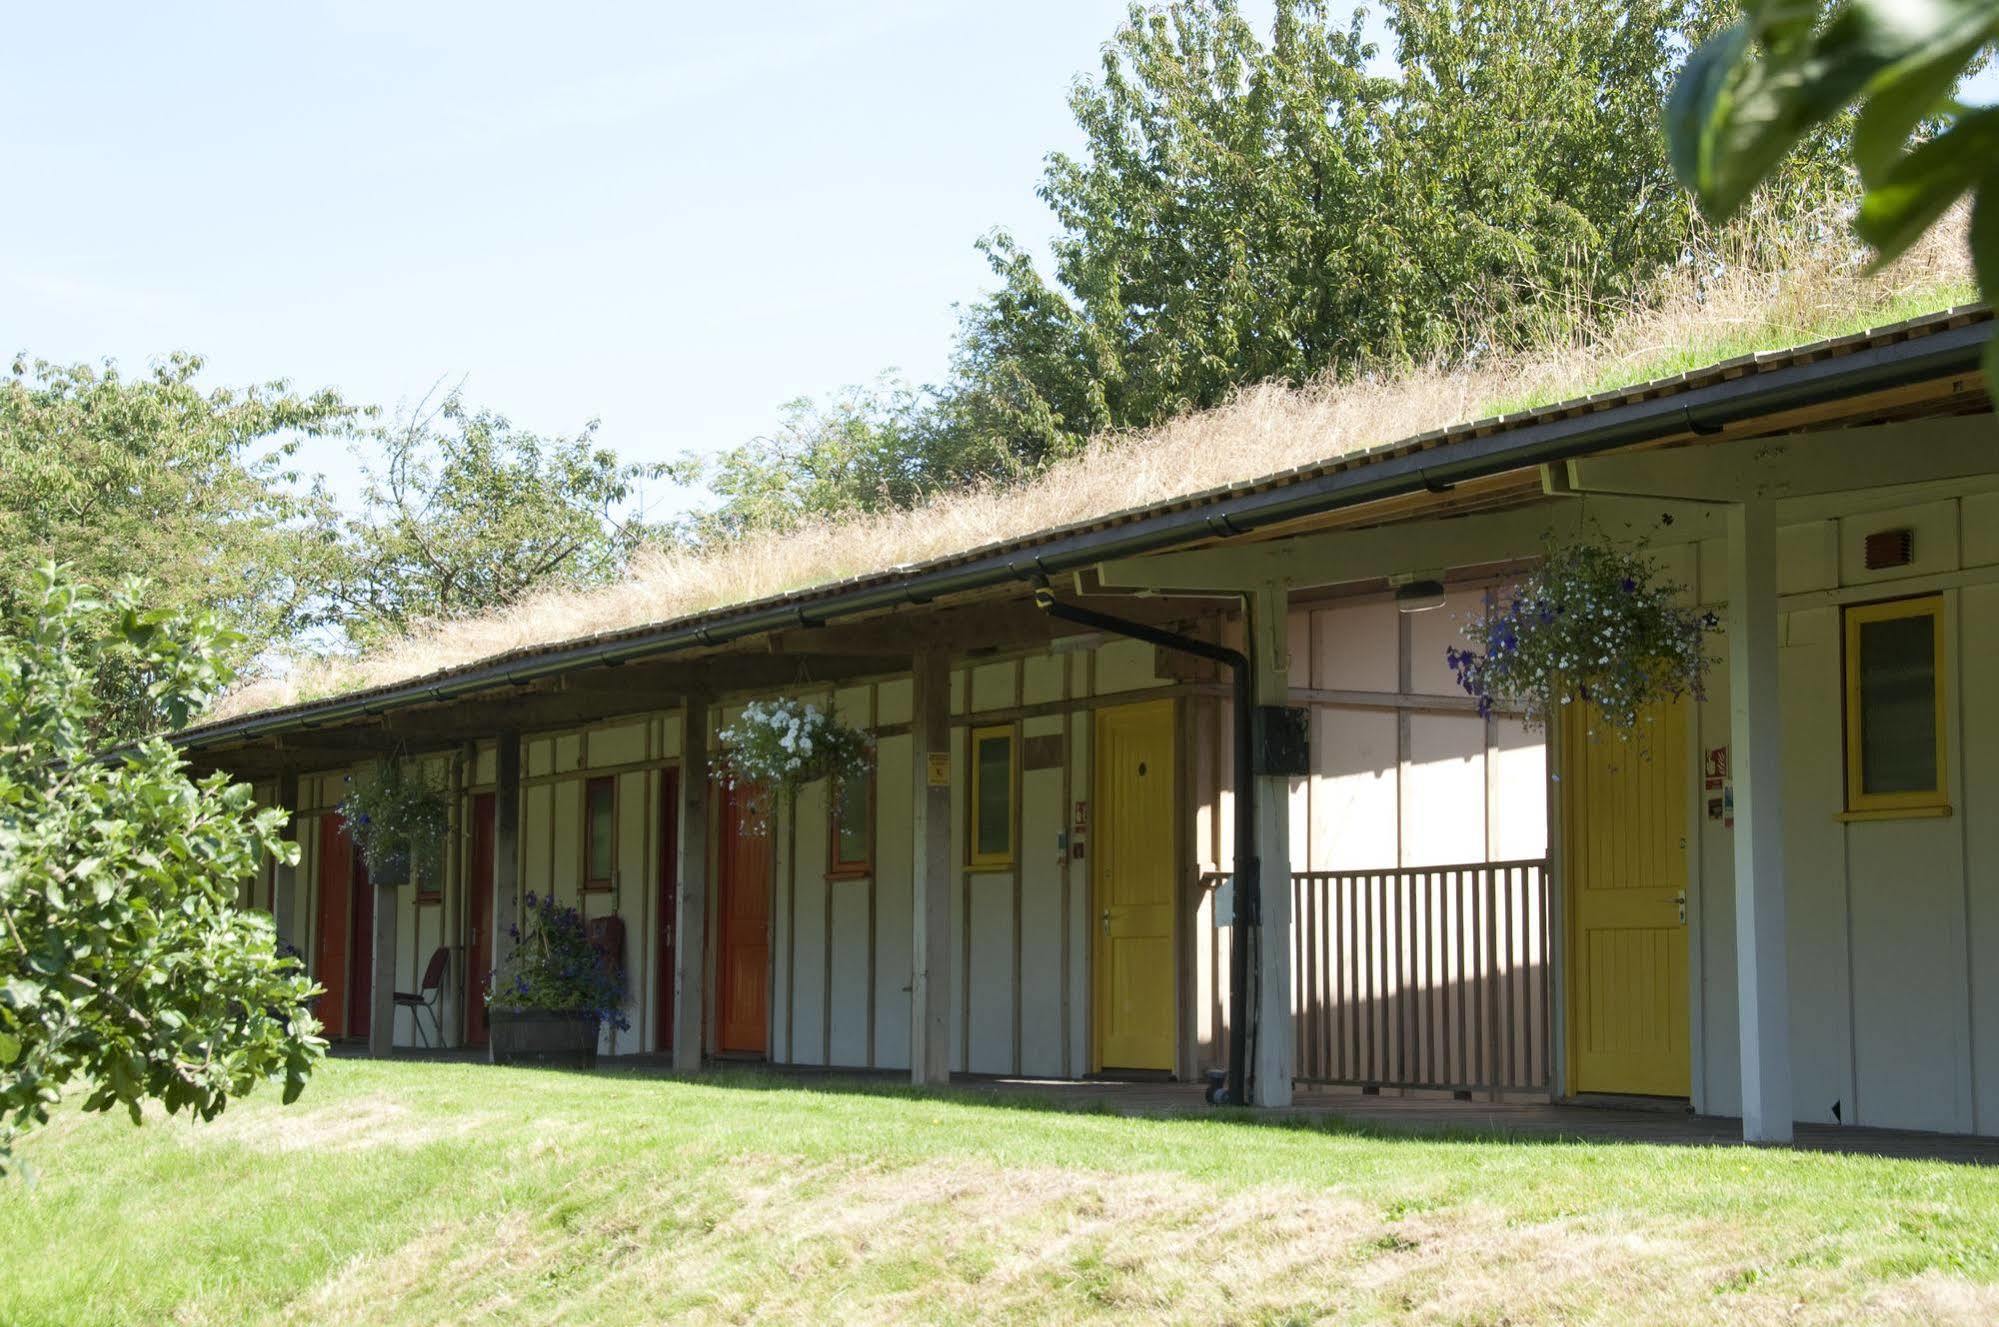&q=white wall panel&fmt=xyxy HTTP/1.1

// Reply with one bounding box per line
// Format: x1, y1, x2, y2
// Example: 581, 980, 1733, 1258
1019, 719, 1067, 1077
1403, 714, 1486, 866
788, 780, 829, 1066
872, 734, 914, 1071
